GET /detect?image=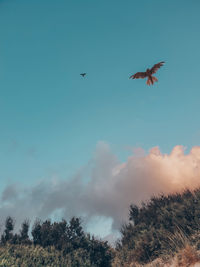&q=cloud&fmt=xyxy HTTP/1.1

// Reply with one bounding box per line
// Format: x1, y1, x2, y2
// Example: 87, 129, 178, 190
1, 142, 200, 240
